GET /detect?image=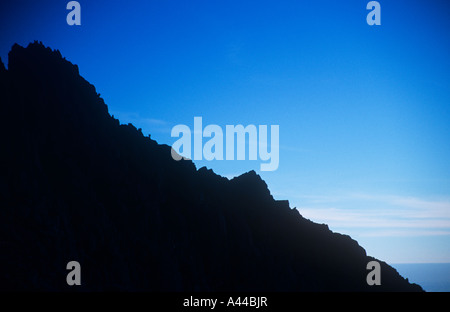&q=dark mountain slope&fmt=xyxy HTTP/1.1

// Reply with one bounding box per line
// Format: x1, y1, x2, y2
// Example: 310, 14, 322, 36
0, 42, 422, 291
